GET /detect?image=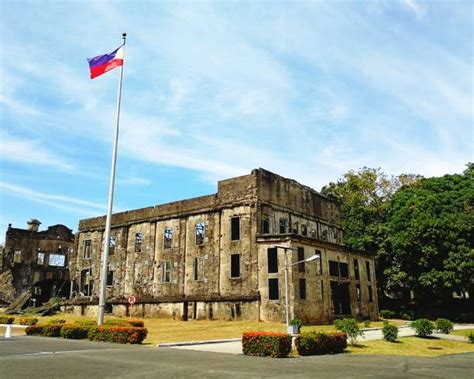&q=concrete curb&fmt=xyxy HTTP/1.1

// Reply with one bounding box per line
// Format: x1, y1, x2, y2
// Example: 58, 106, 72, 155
159, 338, 241, 347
